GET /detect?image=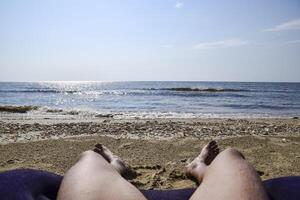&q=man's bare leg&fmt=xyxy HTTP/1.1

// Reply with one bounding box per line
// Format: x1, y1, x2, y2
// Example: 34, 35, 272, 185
57, 144, 146, 200
187, 141, 269, 200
